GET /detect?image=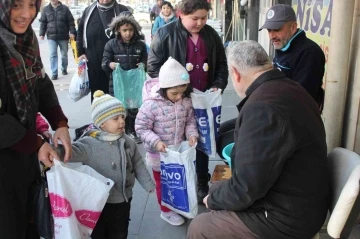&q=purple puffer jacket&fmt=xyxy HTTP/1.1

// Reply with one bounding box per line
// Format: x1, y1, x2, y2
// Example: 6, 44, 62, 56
135, 78, 198, 167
